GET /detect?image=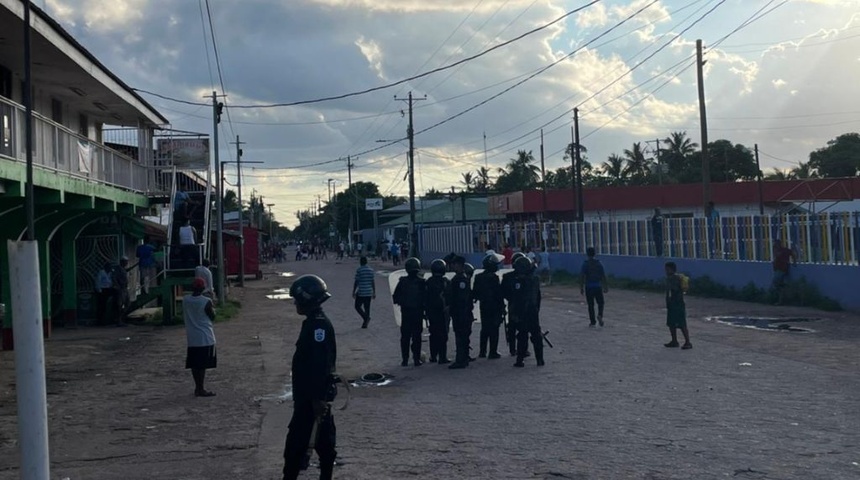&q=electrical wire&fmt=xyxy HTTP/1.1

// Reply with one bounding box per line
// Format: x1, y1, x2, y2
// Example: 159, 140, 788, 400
133, 1, 603, 109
